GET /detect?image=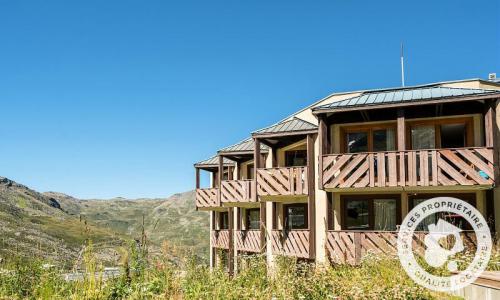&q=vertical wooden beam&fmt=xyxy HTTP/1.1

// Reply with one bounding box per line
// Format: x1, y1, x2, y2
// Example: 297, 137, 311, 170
254, 138, 261, 200
195, 167, 200, 189
306, 134, 316, 259
254, 138, 266, 253
397, 109, 406, 187
318, 116, 328, 190
210, 211, 216, 269
228, 208, 234, 276
218, 155, 223, 206
397, 109, 406, 150
485, 101, 494, 148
